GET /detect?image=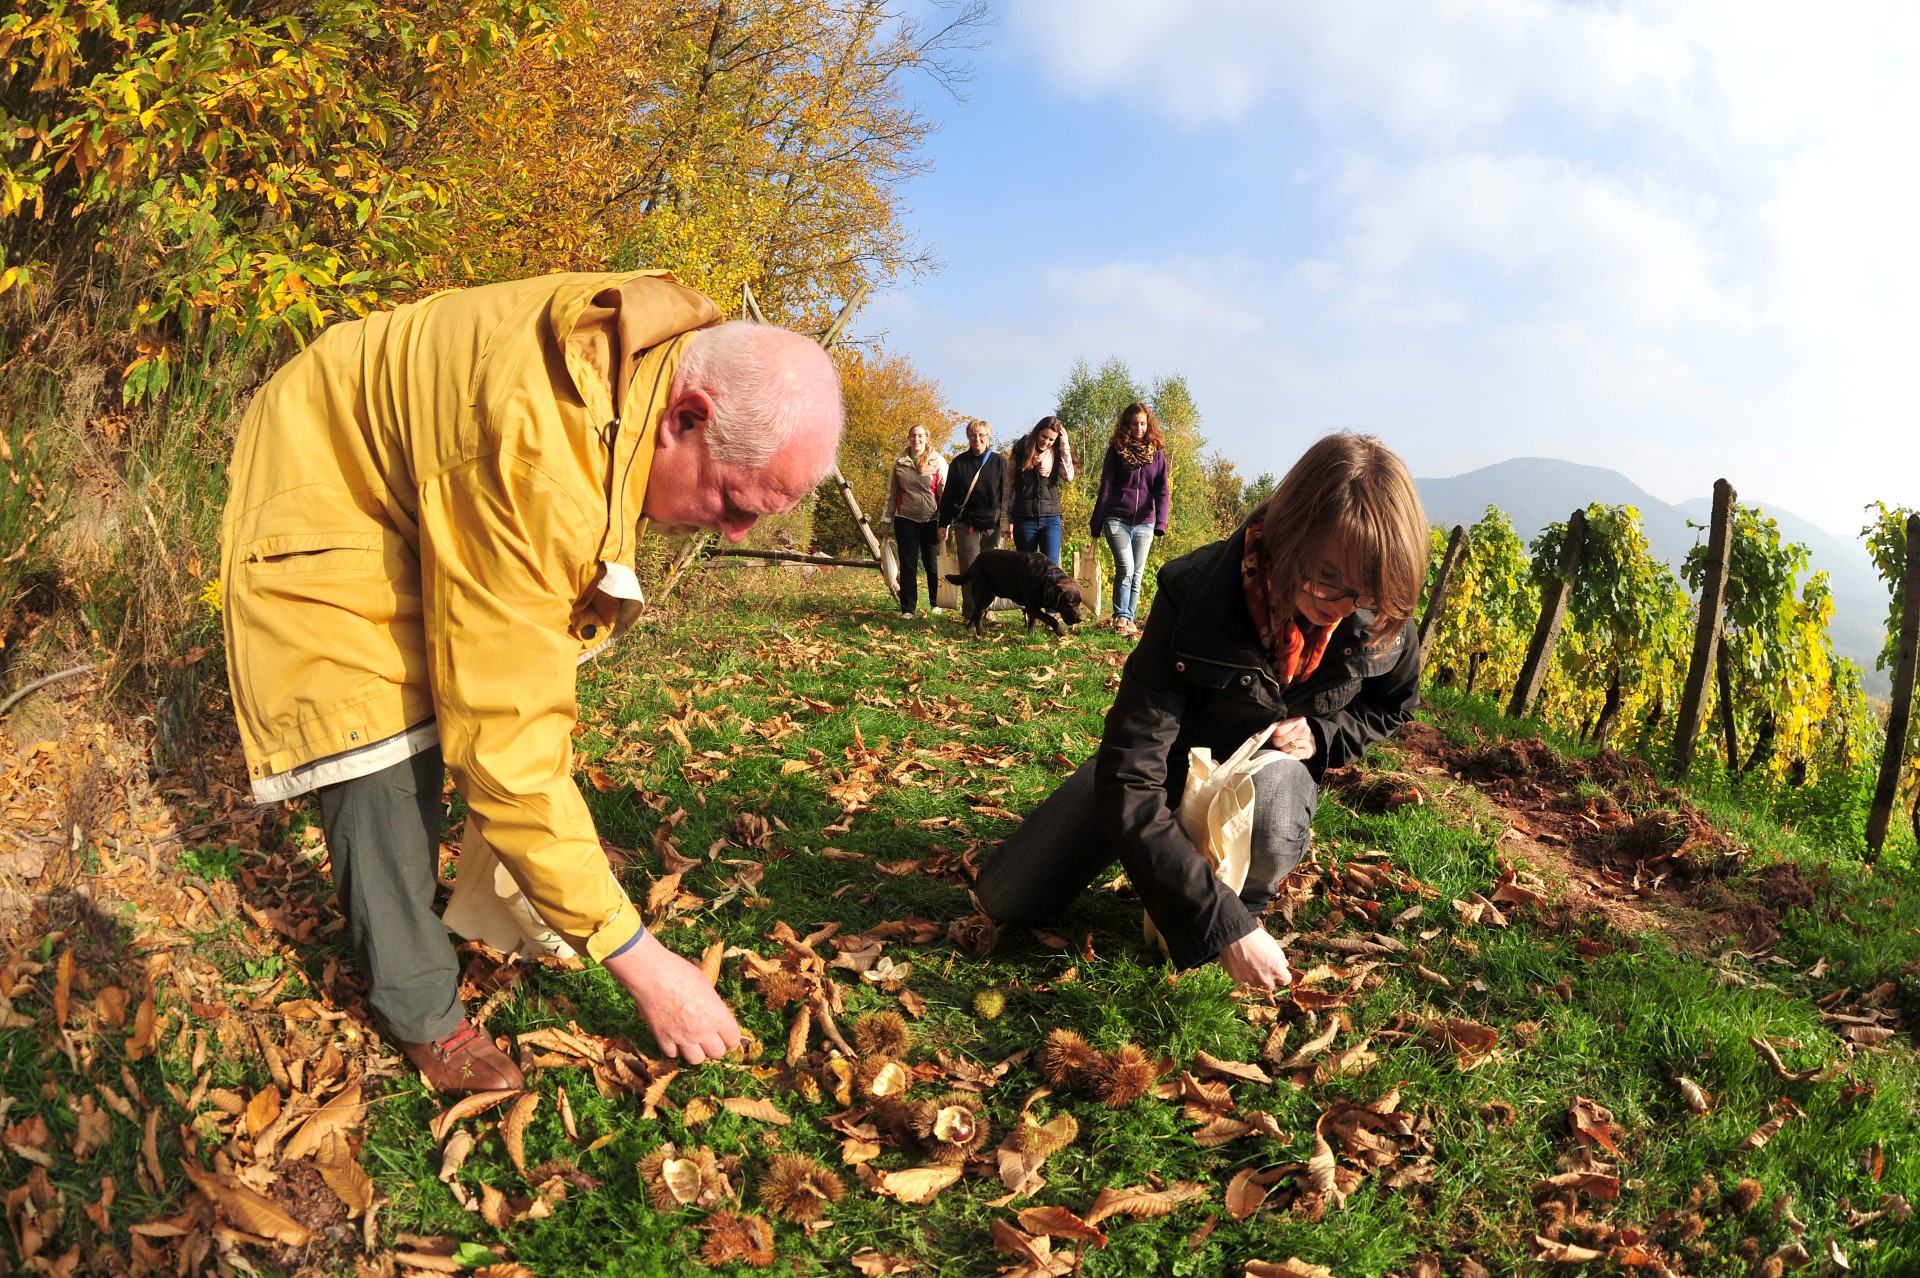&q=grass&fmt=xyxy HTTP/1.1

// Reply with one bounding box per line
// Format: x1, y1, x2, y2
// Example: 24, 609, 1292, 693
6, 566, 1920, 1276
